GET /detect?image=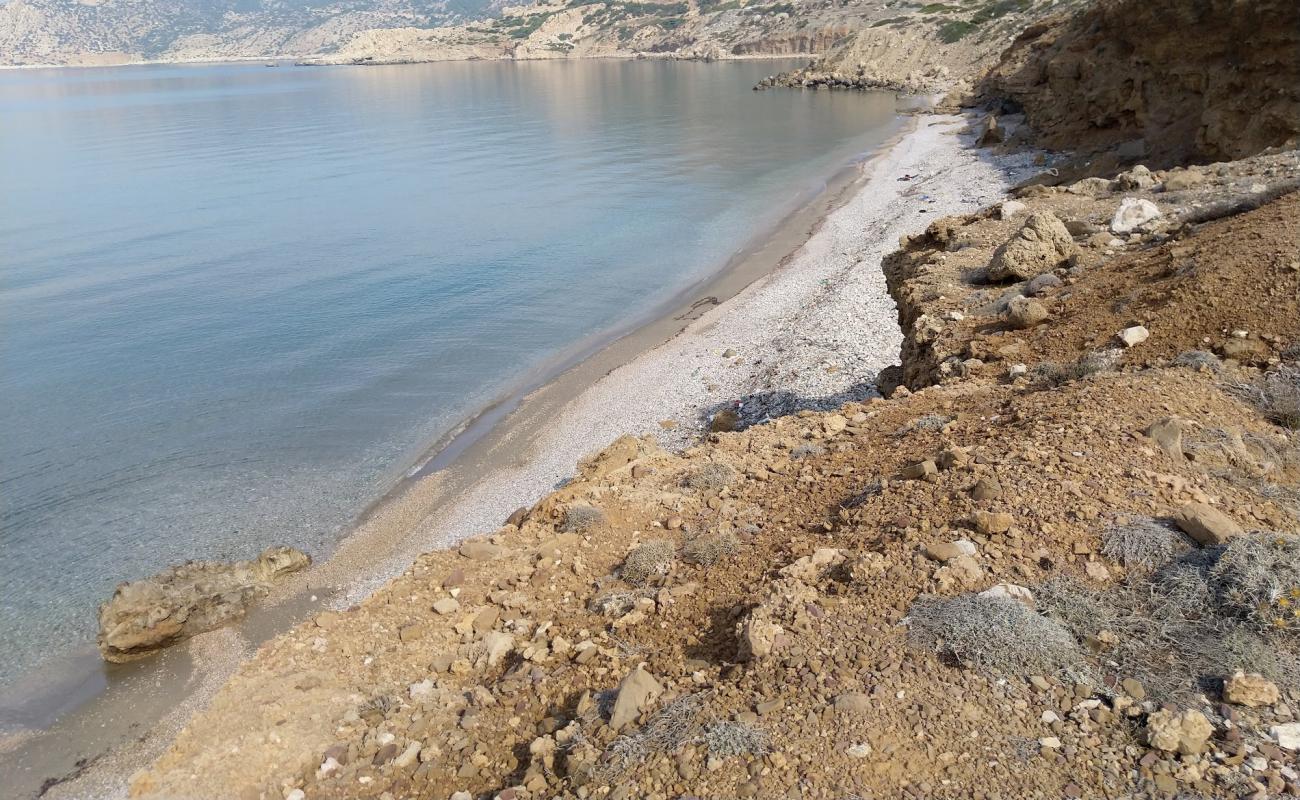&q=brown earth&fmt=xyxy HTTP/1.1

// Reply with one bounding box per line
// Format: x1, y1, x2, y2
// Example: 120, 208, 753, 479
979, 0, 1300, 167
131, 136, 1300, 798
